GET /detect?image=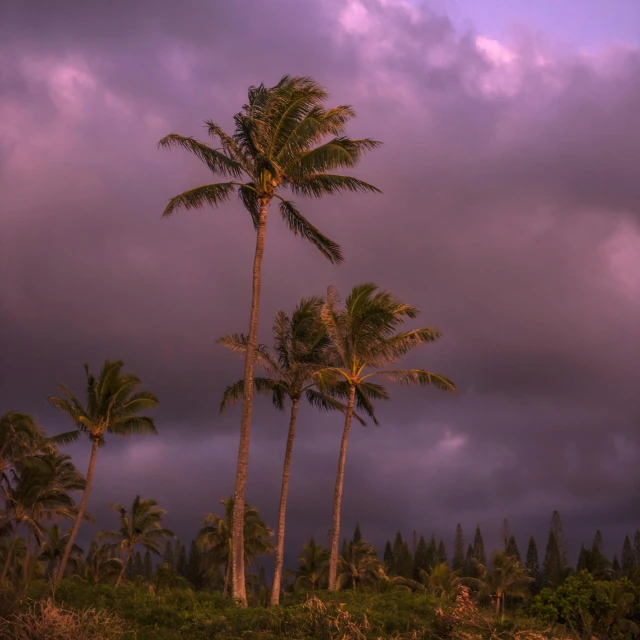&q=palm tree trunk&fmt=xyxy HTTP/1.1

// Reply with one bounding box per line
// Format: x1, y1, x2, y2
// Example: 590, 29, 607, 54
0, 523, 20, 583
231, 198, 269, 606
55, 436, 99, 583
328, 385, 356, 590
21, 529, 33, 587
270, 396, 299, 606
495, 592, 501, 615
223, 555, 232, 596
114, 546, 133, 589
